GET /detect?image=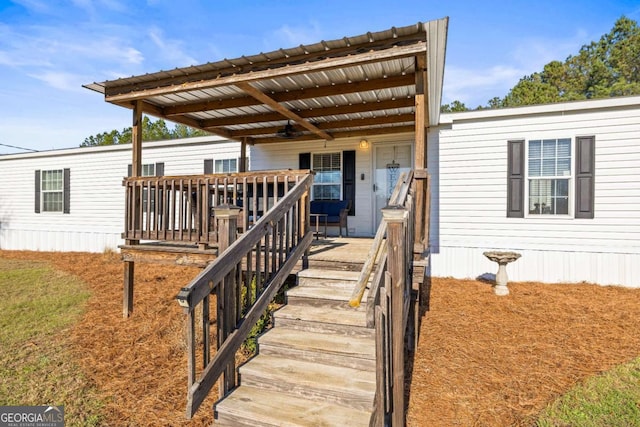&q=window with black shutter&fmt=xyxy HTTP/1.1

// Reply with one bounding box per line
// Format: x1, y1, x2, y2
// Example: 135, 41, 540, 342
35, 168, 70, 214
